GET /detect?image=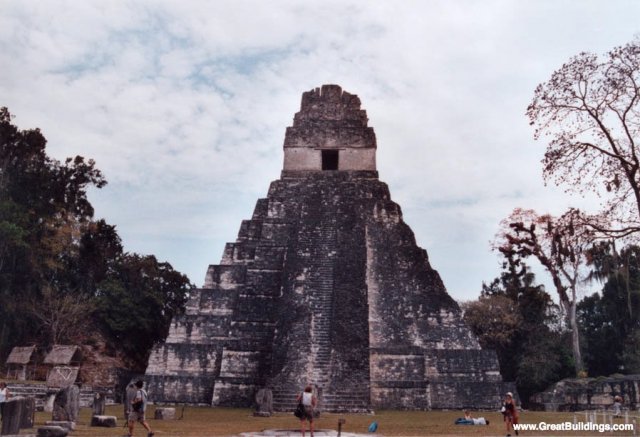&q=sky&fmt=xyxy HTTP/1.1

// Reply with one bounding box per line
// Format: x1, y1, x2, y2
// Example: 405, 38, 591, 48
1, 0, 639, 302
